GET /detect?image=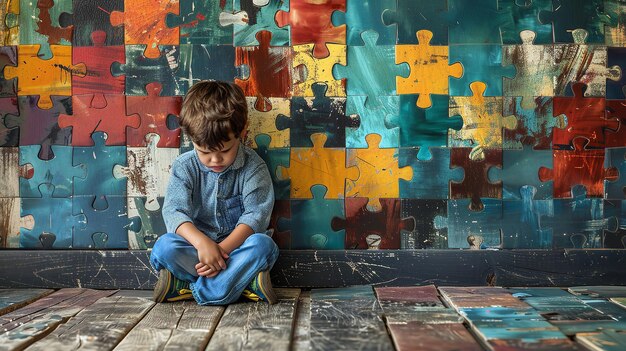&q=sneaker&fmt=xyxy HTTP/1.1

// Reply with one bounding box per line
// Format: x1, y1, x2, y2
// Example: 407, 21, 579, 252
242, 270, 277, 304
153, 269, 194, 302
